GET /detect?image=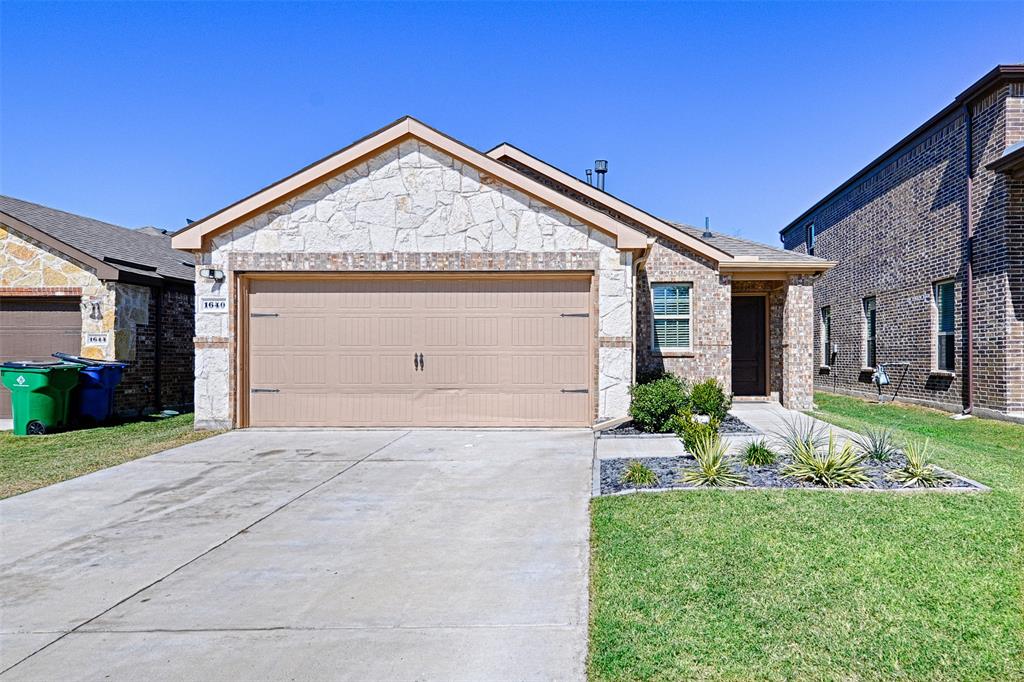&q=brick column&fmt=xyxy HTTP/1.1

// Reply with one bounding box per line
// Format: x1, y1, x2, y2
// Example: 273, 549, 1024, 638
781, 275, 815, 410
